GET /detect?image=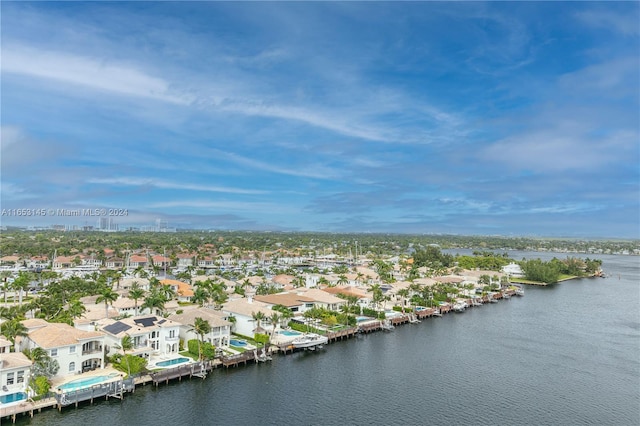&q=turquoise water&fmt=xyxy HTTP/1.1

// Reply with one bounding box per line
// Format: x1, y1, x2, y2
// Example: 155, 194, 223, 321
0, 392, 27, 404
58, 374, 118, 391
229, 339, 247, 346
156, 357, 190, 367
356, 316, 371, 322
279, 330, 302, 336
